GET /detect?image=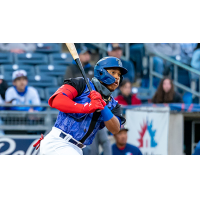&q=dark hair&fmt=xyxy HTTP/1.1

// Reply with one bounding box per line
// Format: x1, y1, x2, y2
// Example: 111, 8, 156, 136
119, 79, 131, 88
152, 77, 174, 103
